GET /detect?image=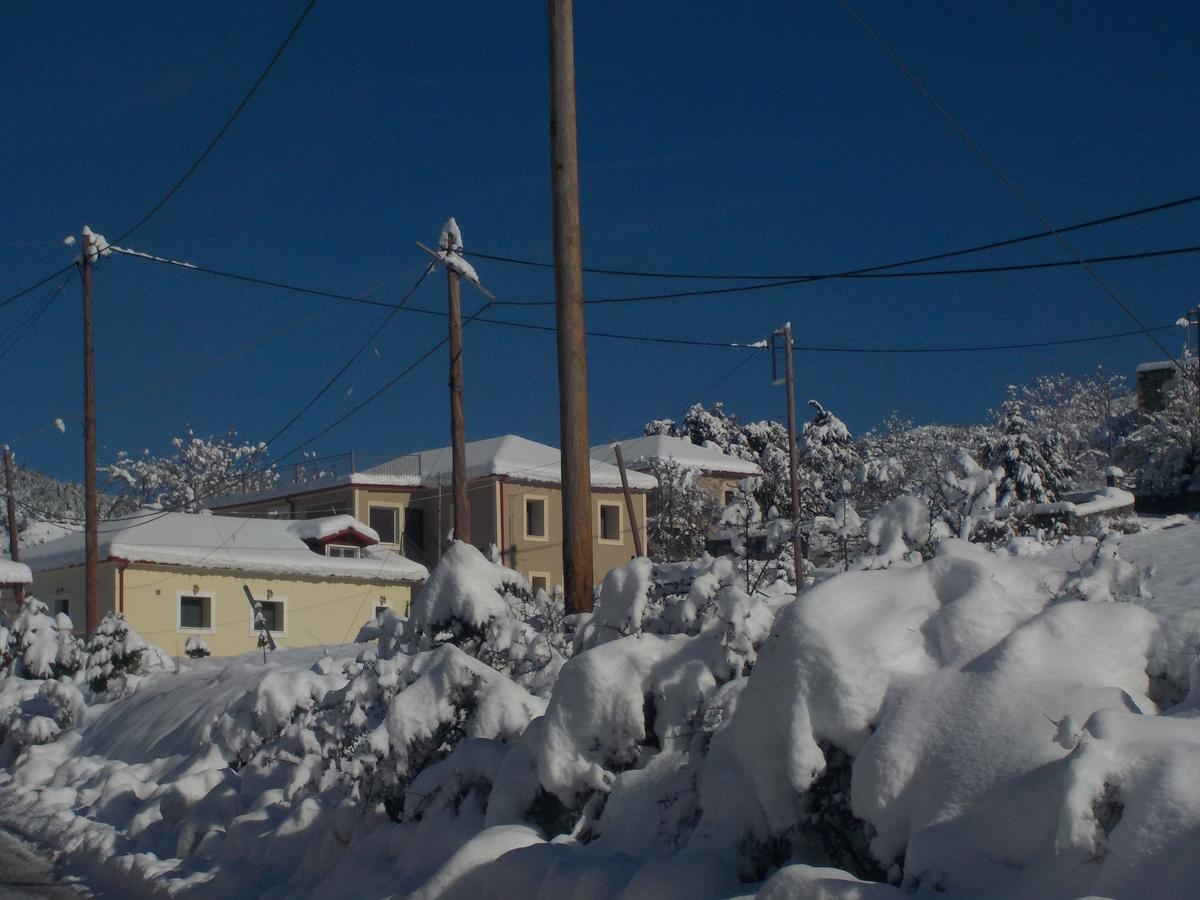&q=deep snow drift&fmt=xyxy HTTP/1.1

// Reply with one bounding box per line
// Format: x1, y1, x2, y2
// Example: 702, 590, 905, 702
1, 522, 1198, 899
